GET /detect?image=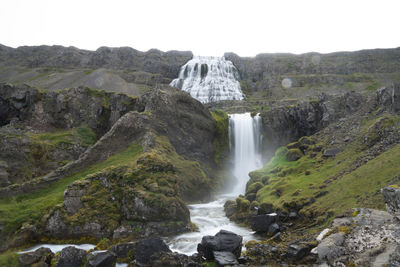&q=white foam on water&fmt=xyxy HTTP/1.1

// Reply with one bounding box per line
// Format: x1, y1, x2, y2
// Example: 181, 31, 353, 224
170, 56, 244, 103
